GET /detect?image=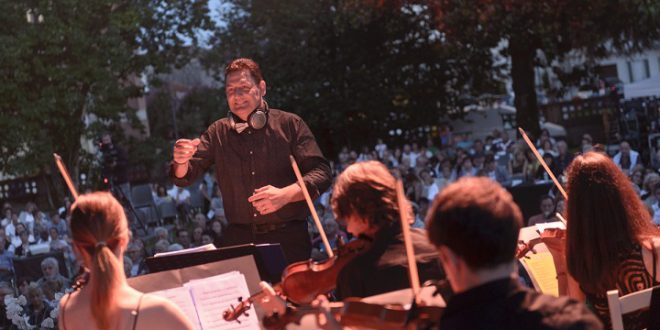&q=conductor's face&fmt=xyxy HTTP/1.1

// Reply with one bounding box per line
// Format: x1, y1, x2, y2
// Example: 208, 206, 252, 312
225, 69, 266, 121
